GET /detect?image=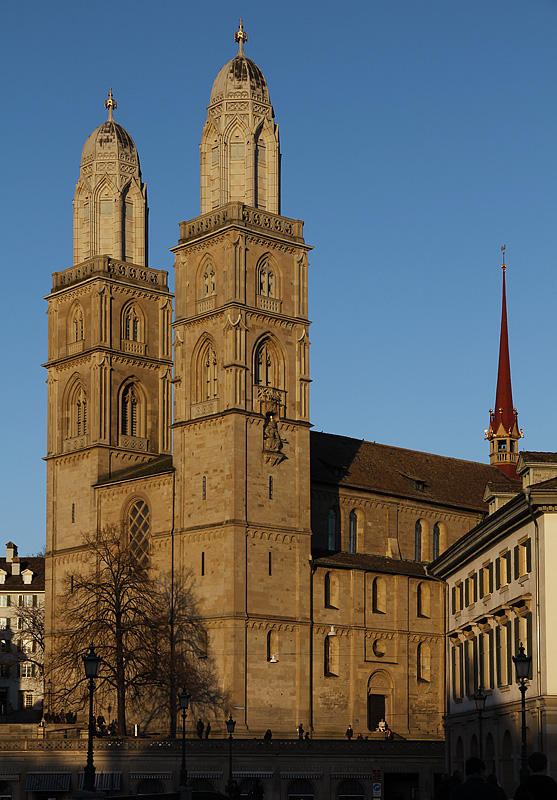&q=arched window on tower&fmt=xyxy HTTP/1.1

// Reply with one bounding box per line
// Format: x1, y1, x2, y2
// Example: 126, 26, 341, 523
415, 520, 423, 562
203, 263, 216, 297
128, 499, 150, 569
123, 303, 143, 343
68, 382, 88, 439
349, 511, 357, 554
121, 383, 144, 438
254, 339, 279, 388
72, 307, 84, 342
258, 260, 276, 297
197, 341, 218, 401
